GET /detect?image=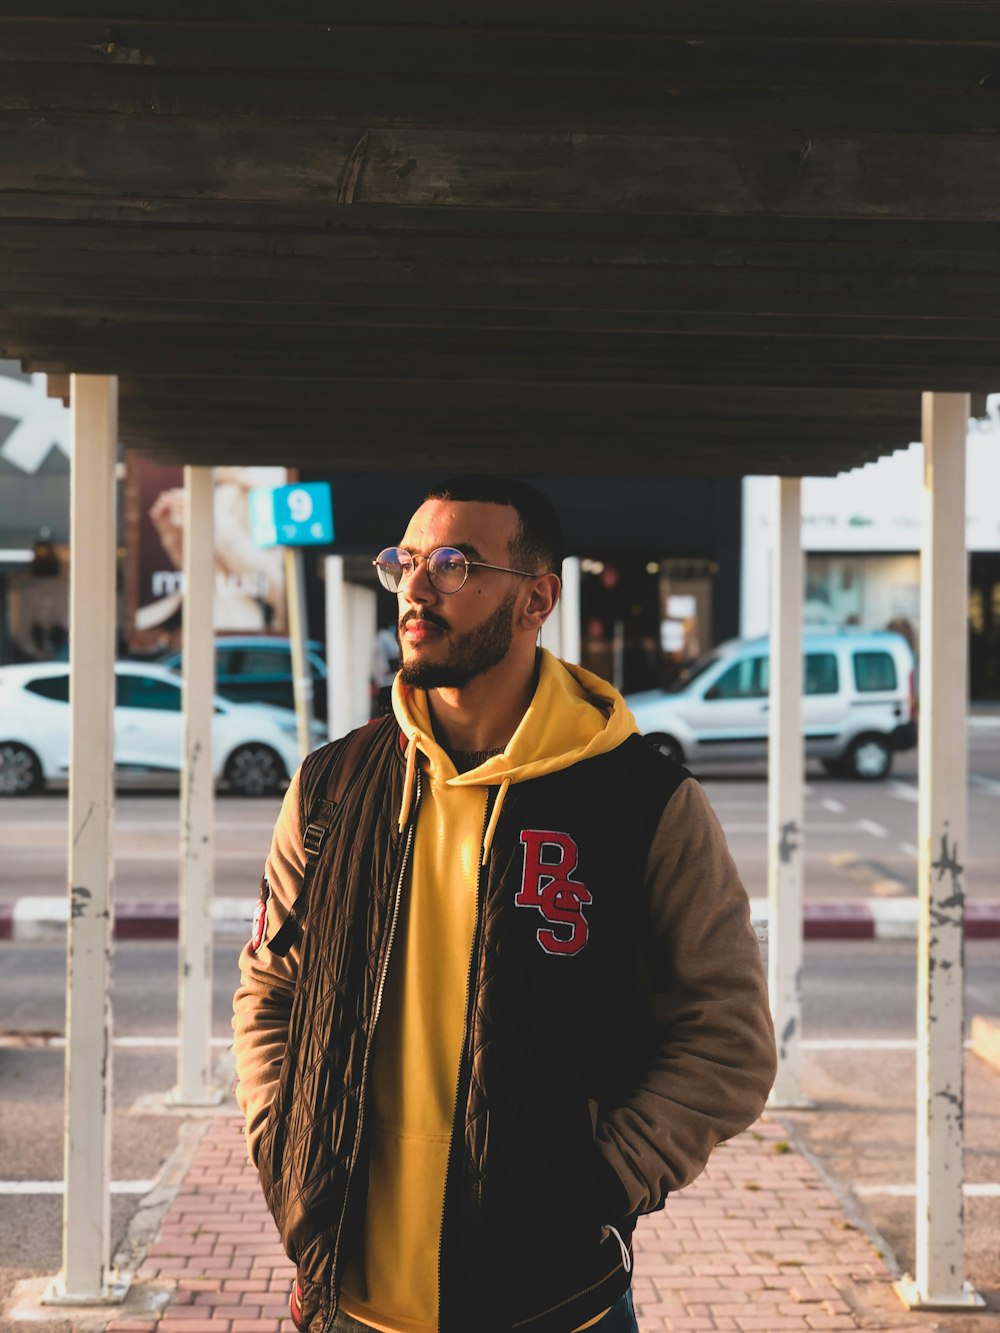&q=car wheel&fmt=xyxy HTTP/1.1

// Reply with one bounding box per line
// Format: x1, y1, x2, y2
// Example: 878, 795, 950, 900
223, 743, 287, 797
844, 735, 892, 781
0, 741, 43, 795
646, 733, 685, 764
